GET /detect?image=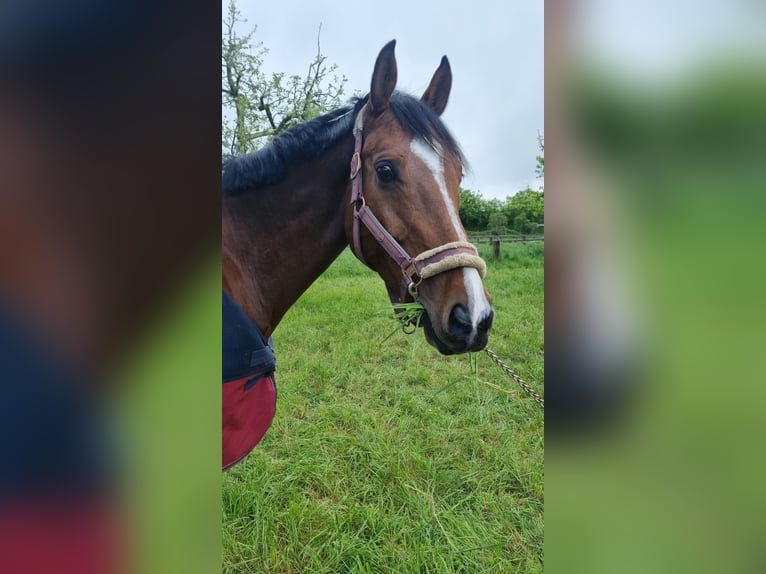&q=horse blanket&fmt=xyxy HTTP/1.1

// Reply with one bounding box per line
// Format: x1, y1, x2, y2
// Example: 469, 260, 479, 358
222, 292, 276, 470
